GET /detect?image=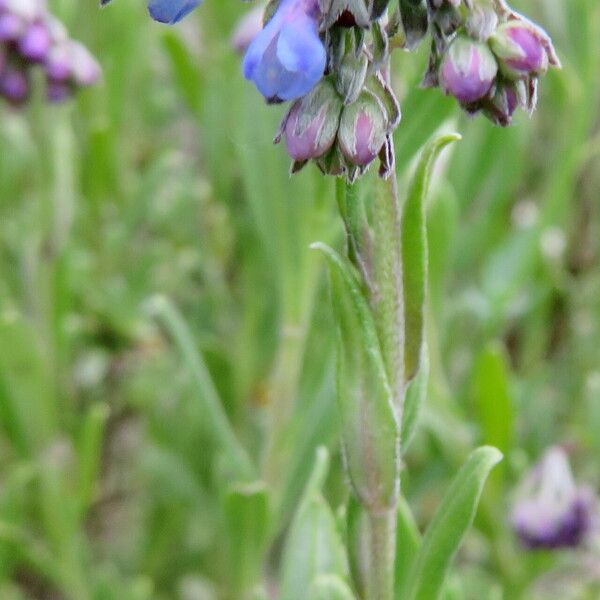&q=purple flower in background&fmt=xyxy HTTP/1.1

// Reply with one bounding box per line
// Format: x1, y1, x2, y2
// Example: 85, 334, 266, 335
19, 22, 52, 61
0, 0, 100, 106
243, 0, 326, 102
147, 0, 203, 24
512, 447, 597, 550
